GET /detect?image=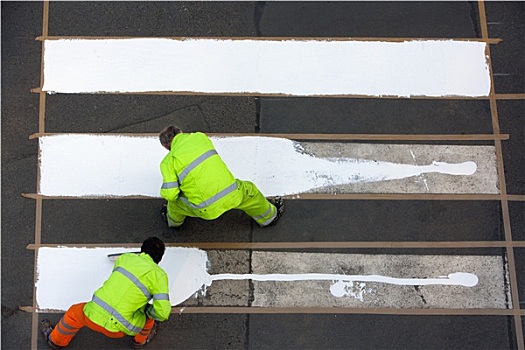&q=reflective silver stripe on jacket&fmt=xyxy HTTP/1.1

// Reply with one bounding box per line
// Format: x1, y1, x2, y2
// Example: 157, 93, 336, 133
92, 295, 143, 334
180, 181, 238, 209
114, 267, 152, 300
161, 180, 180, 189
147, 295, 169, 320
178, 149, 218, 184
114, 266, 151, 301
153, 293, 170, 301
